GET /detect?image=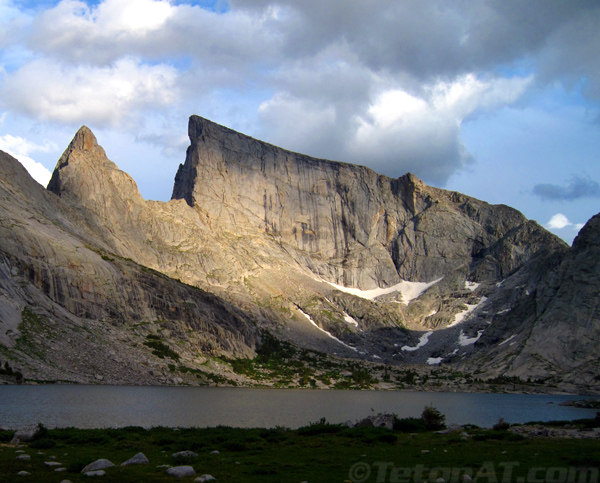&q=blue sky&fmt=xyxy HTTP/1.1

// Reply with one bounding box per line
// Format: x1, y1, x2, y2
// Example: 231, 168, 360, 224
0, 0, 599, 244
